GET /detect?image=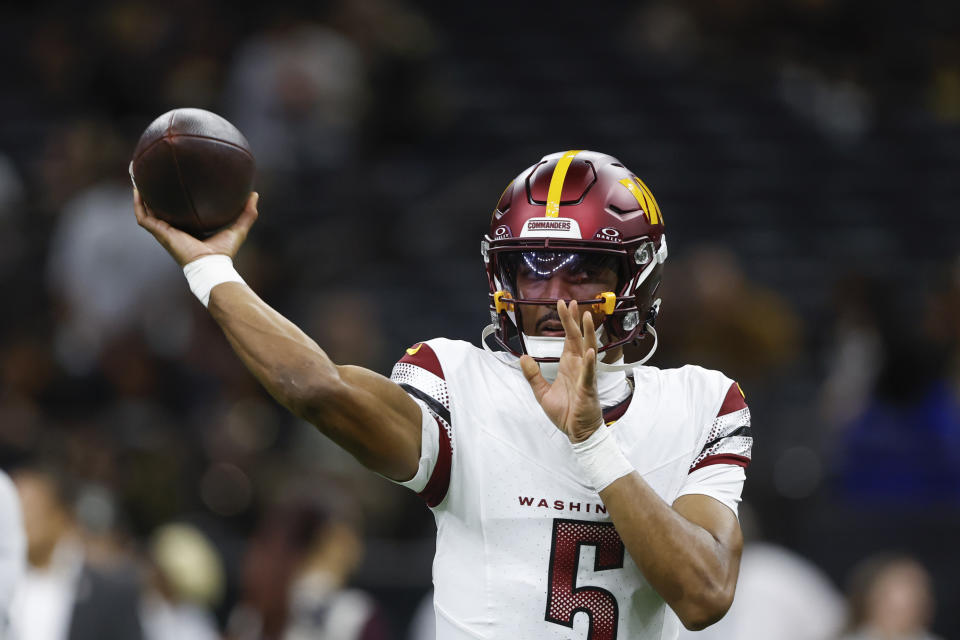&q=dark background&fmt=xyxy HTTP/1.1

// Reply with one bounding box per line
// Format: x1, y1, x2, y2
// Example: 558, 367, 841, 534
2, 0, 960, 636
